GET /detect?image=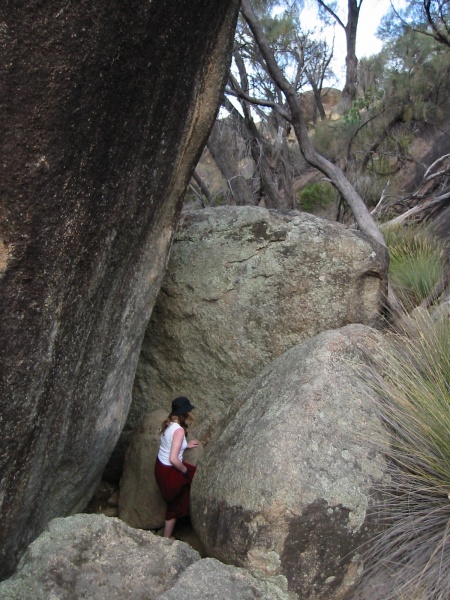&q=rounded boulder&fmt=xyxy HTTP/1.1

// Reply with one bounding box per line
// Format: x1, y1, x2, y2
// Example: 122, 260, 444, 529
191, 324, 387, 600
